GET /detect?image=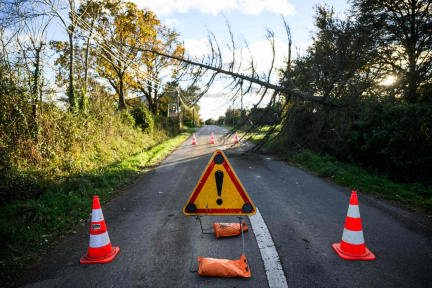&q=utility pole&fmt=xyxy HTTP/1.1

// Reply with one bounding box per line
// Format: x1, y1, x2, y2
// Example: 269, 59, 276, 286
176, 87, 181, 129
177, 88, 180, 114
192, 108, 195, 127
232, 99, 235, 125
240, 80, 243, 112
